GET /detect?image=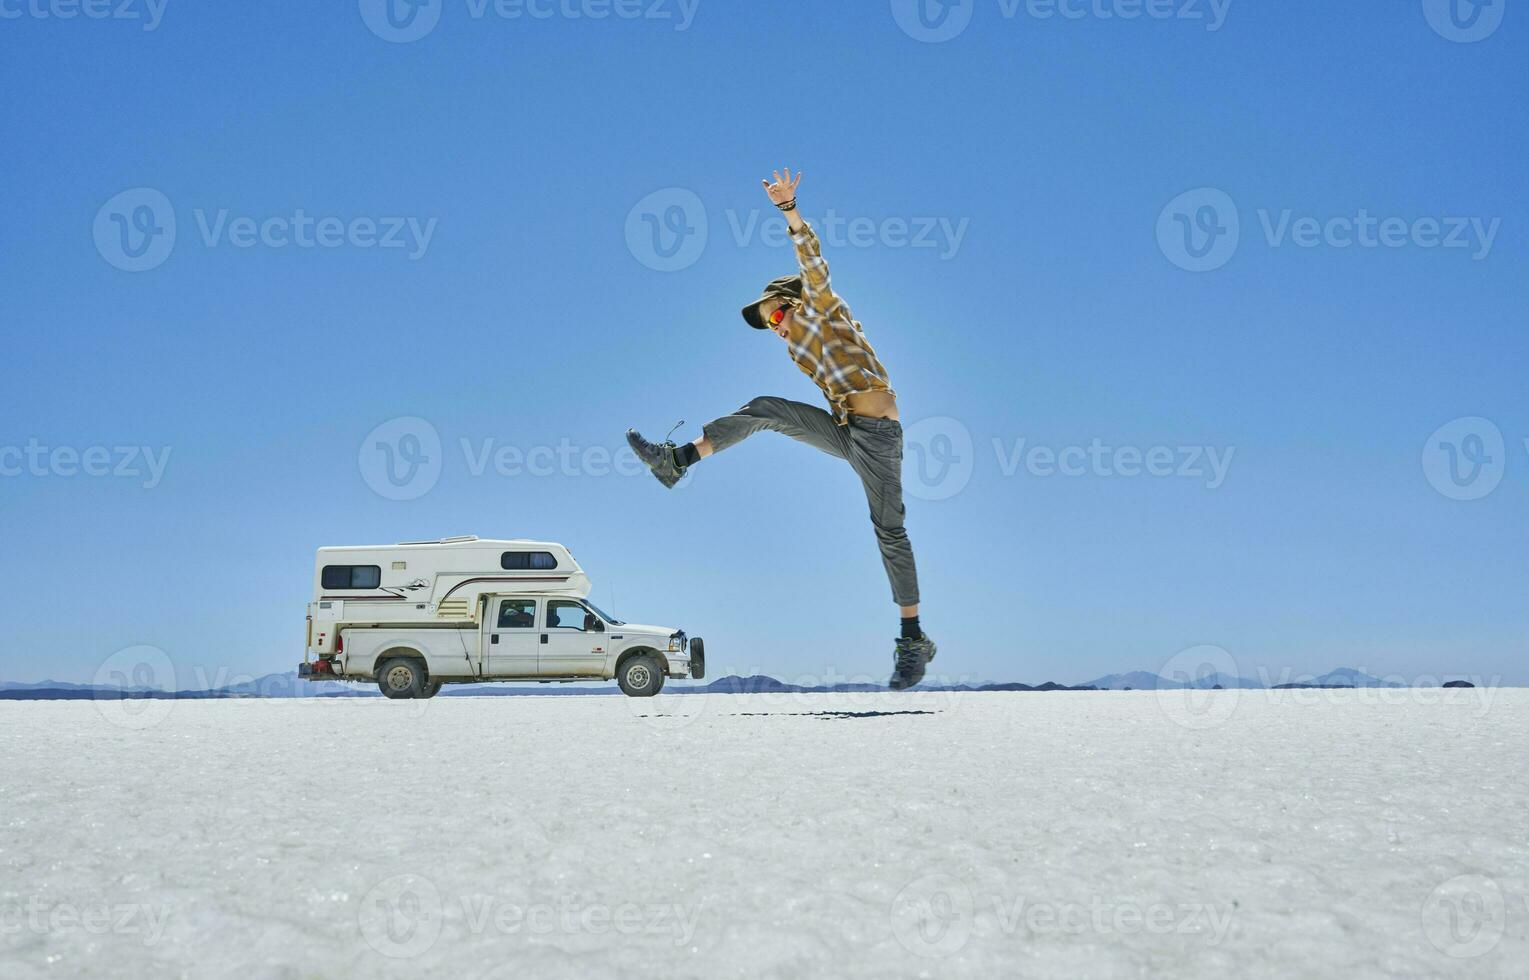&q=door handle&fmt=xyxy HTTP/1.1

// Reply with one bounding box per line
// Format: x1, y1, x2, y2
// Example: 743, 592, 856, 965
491, 634, 499, 644
540, 634, 548, 644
